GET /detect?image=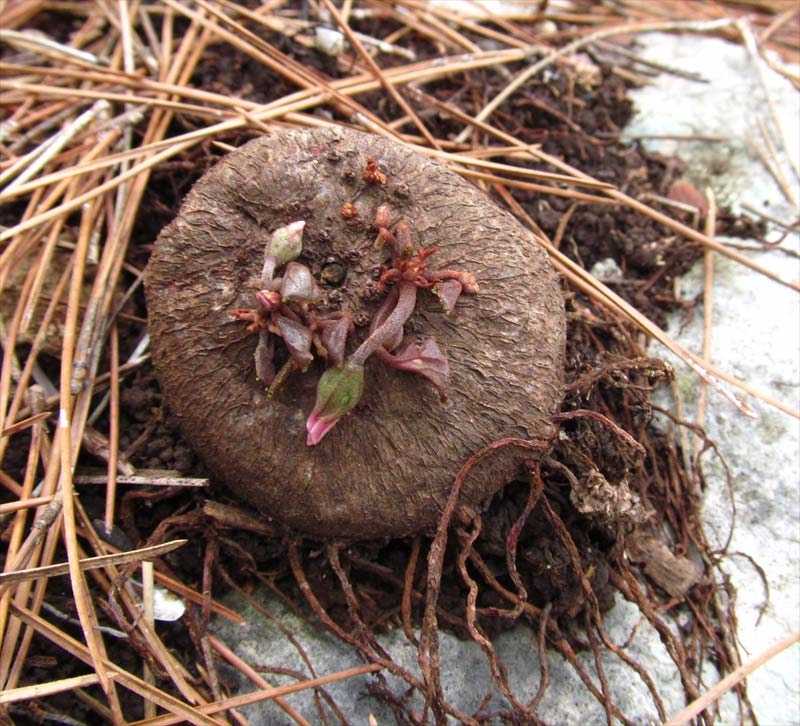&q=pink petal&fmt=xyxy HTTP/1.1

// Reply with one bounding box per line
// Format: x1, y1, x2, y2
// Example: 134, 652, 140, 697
376, 337, 450, 401
319, 317, 351, 367
306, 410, 341, 446
432, 279, 462, 315
276, 315, 313, 370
